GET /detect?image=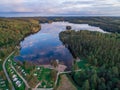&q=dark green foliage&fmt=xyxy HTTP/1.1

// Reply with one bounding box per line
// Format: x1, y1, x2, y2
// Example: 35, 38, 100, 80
59, 30, 120, 90
0, 18, 40, 59
38, 17, 120, 33
0, 18, 40, 89
82, 80, 90, 90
